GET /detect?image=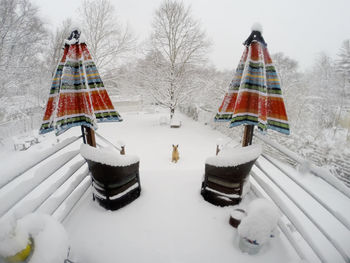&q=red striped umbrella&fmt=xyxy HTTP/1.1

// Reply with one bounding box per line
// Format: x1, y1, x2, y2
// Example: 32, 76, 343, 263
39, 30, 121, 135
215, 26, 289, 145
